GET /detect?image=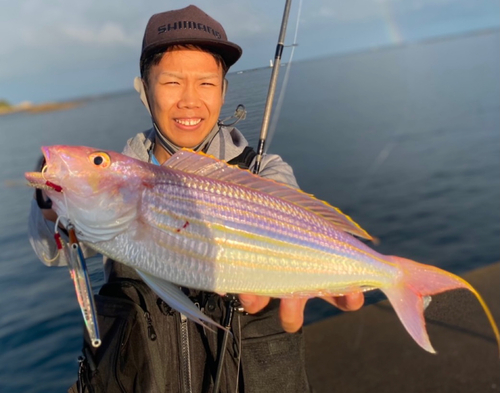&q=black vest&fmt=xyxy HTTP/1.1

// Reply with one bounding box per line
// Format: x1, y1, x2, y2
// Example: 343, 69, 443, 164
68, 146, 310, 393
